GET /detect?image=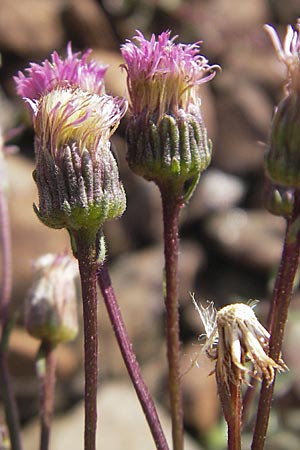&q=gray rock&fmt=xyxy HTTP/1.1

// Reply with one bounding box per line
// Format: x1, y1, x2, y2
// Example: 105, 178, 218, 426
205, 208, 285, 271
22, 380, 204, 450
